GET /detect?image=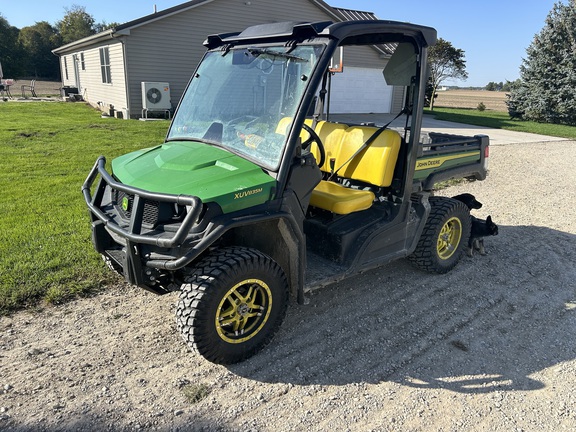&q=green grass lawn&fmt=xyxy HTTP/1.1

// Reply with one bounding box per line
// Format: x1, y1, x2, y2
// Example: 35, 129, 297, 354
0, 102, 168, 314
425, 107, 576, 139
